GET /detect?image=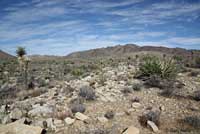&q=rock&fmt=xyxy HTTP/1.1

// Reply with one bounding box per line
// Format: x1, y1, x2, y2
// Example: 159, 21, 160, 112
14, 117, 31, 125
0, 122, 45, 134
125, 108, 135, 115
45, 118, 56, 130
122, 126, 140, 134
75, 112, 89, 121
28, 105, 53, 117
131, 102, 141, 109
54, 119, 64, 128
64, 117, 75, 125
9, 108, 23, 120
147, 120, 159, 132
97, 117, 108, 123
